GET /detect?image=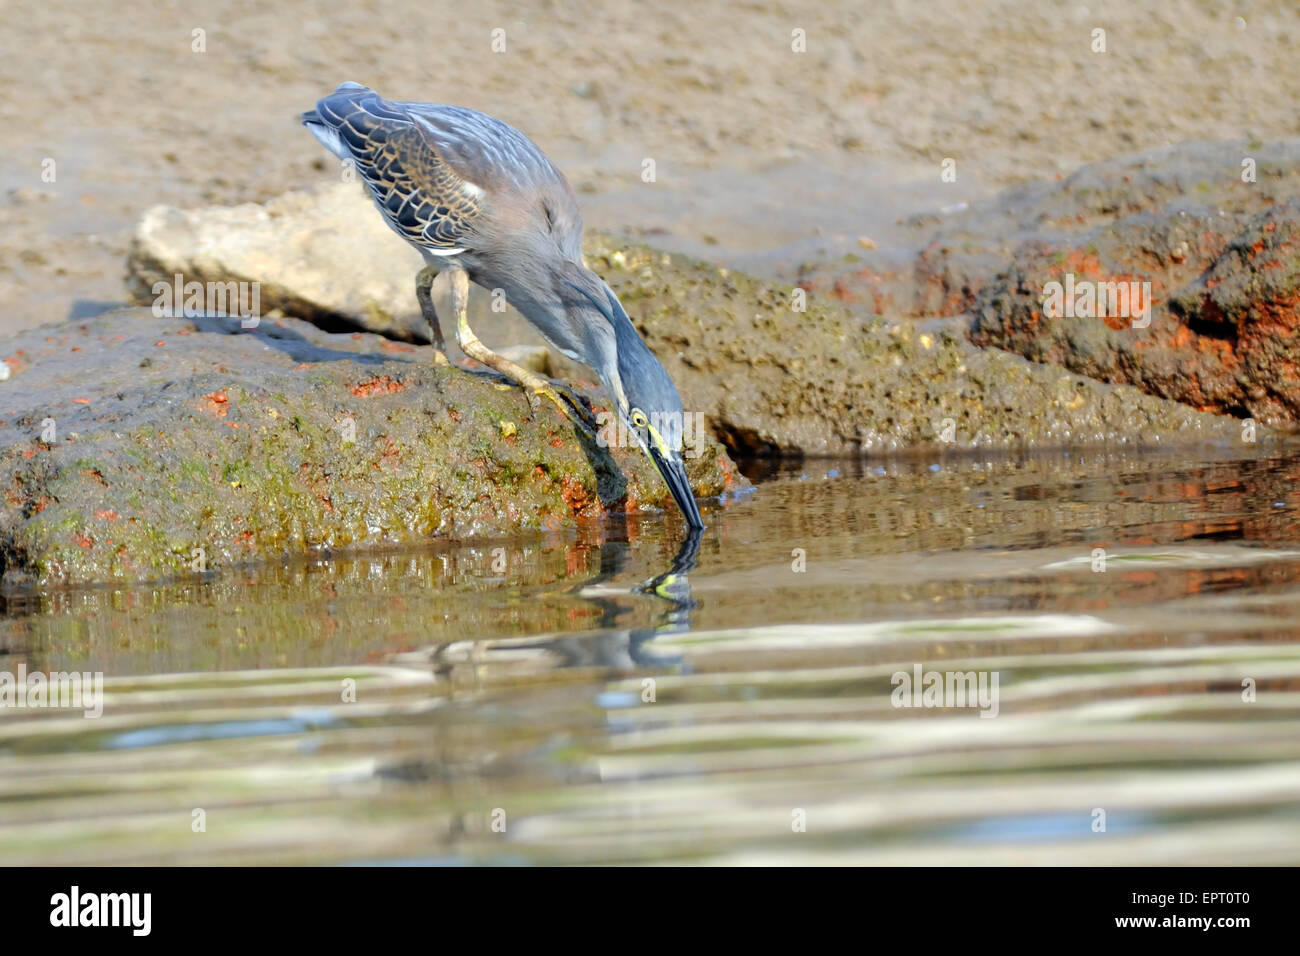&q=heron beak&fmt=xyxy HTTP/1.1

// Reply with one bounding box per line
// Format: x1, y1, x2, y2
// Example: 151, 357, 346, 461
648, 447, 705, 530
